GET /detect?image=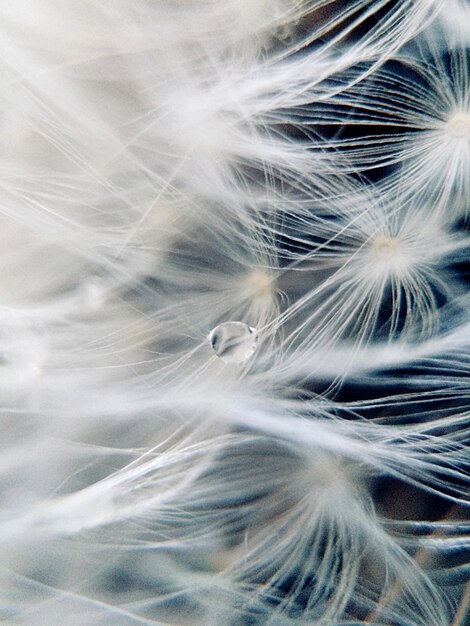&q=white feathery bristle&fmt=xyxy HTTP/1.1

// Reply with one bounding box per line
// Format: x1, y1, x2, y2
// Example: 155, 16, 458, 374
0, 2, 468, 625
